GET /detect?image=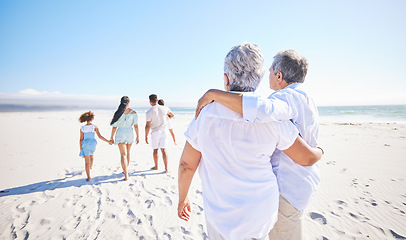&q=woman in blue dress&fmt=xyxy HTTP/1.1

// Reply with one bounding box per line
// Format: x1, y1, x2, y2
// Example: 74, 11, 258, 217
109, 96, 140, 180
79, 111, 110, 181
